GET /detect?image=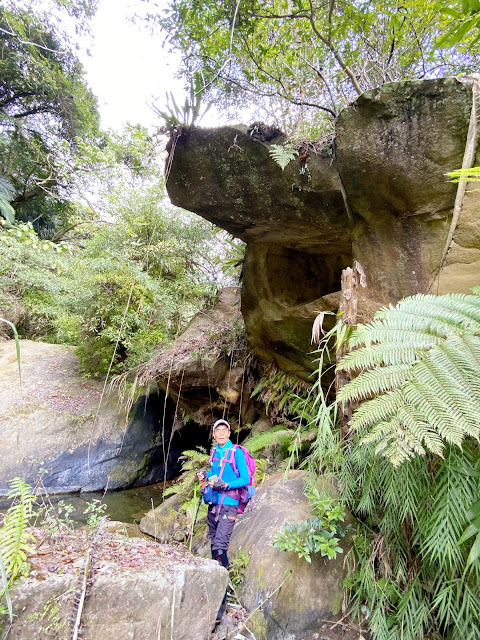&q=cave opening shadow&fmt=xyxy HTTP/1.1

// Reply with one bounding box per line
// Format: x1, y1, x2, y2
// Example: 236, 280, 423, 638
131, 391, 214, 486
